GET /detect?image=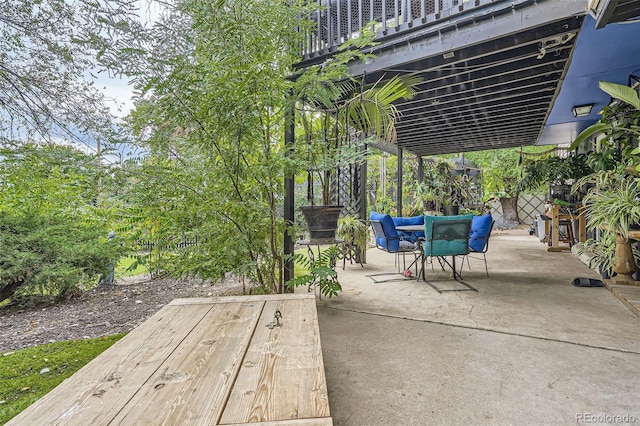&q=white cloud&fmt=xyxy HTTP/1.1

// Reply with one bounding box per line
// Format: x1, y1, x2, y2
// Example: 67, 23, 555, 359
98, 74, 136, 118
